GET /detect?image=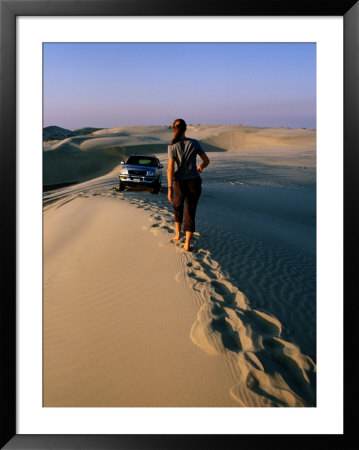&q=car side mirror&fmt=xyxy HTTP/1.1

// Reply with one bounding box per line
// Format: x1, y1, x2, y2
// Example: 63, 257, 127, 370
159, 164, 164, 169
